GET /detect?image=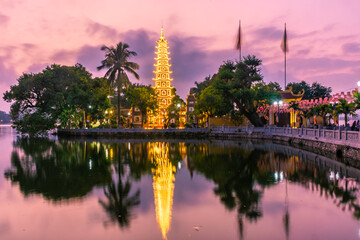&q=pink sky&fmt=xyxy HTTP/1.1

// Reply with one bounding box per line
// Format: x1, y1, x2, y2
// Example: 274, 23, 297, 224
1, 0, 360, 112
